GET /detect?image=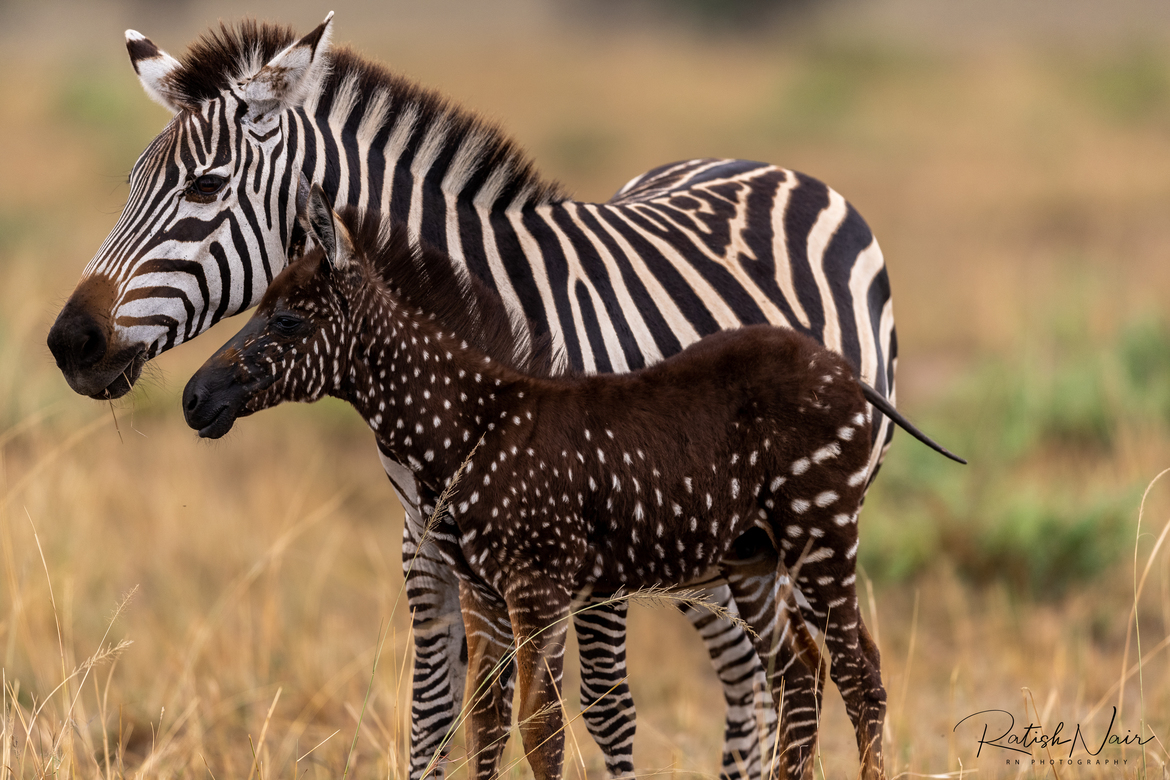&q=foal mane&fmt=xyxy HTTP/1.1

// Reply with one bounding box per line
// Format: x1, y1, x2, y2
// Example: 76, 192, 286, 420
339, 207, 559, 381
162, 19, 565, 208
